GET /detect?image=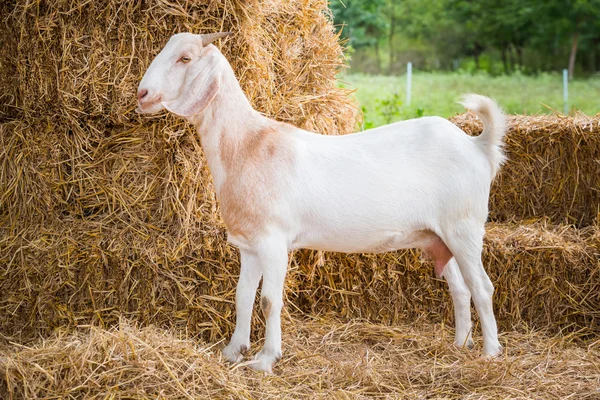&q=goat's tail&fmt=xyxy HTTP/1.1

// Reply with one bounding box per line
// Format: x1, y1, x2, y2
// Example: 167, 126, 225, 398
459, 94, 507, 179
